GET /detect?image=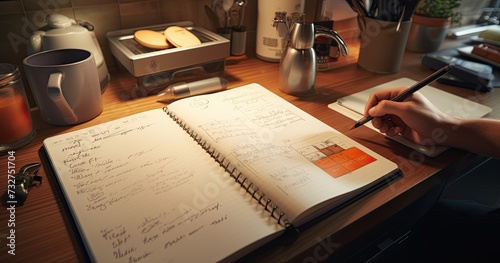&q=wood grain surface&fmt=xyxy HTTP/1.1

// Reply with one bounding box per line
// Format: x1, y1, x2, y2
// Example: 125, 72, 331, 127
0, 38, 497, 263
